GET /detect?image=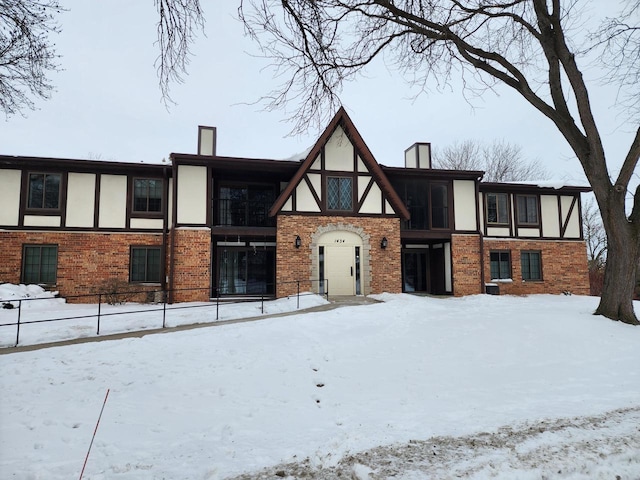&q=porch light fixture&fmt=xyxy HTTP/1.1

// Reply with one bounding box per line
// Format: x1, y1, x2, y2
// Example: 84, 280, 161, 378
380, 237, 388, 249
295, 235, 301, 248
